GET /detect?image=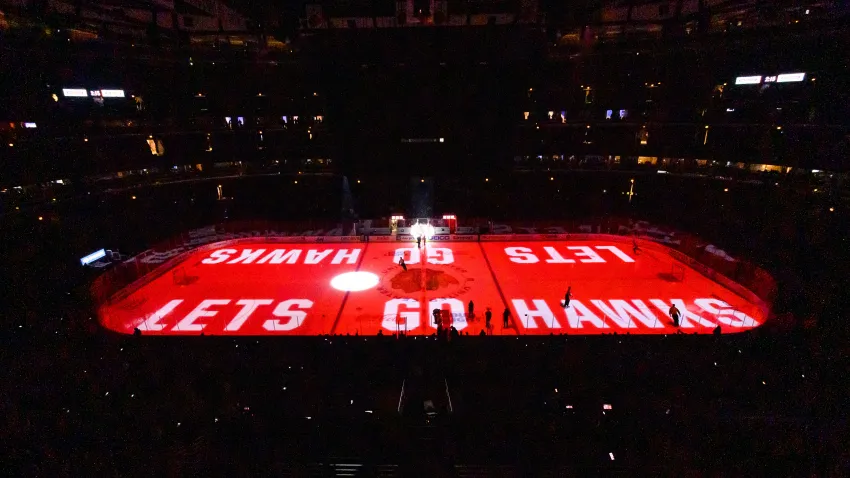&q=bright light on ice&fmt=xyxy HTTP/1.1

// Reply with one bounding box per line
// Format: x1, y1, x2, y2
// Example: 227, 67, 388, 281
330, 271, 379, 292
410, 223, 436, 239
